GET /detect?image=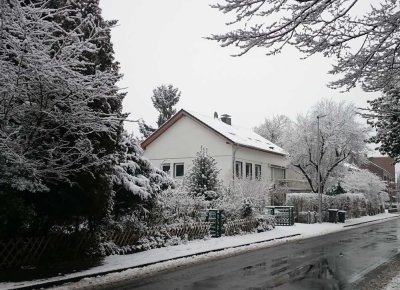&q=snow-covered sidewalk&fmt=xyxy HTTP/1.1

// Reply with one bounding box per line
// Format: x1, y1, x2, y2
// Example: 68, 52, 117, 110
2, 212, 398, 290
